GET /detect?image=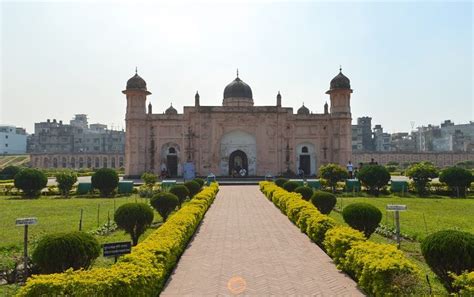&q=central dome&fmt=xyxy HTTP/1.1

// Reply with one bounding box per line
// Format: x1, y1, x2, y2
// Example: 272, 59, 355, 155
223, 74, 254, 106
